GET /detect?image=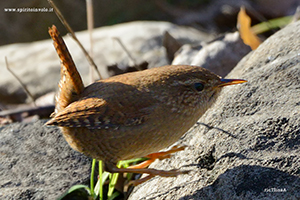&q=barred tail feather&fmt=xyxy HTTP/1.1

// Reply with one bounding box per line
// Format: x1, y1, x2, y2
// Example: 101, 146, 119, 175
48, 25, 84, 115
